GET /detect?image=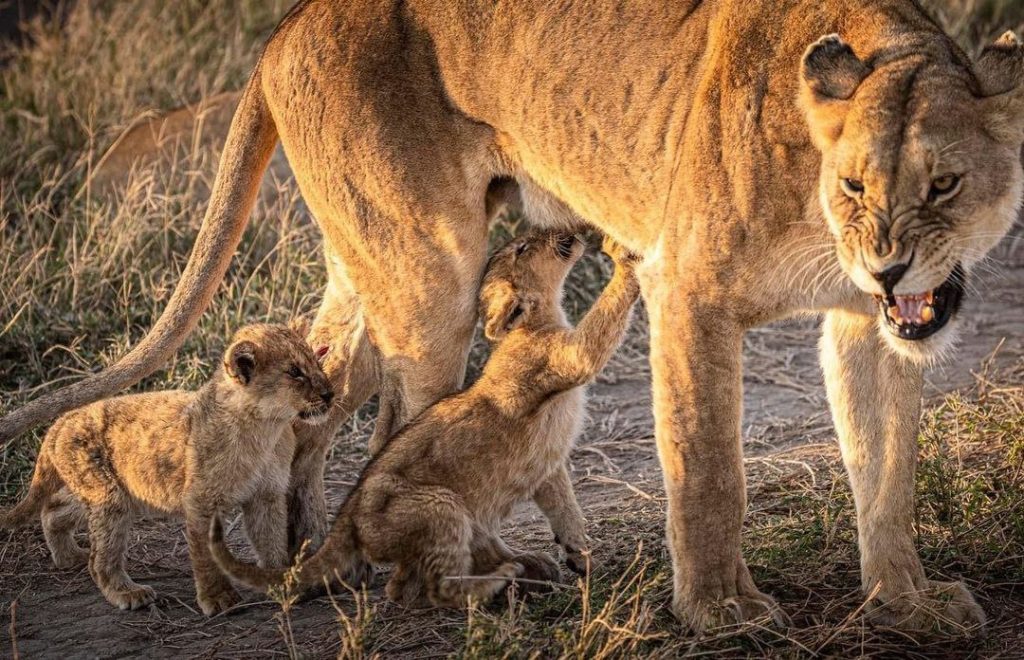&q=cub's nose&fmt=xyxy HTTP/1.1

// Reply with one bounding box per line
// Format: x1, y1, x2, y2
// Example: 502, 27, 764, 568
320, 390, 334, 406
872, 263, 908, 294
